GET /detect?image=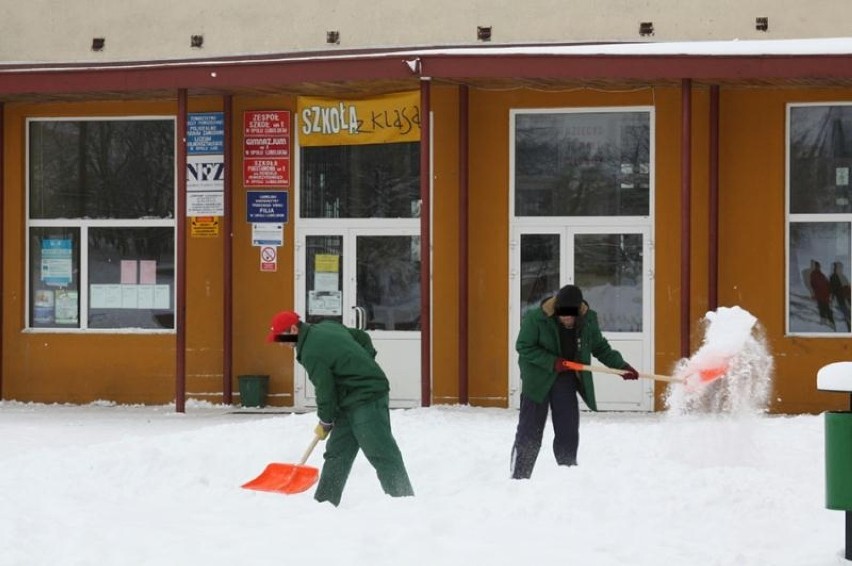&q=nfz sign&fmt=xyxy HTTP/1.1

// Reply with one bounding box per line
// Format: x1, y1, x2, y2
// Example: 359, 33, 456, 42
187, 155, 225, 191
